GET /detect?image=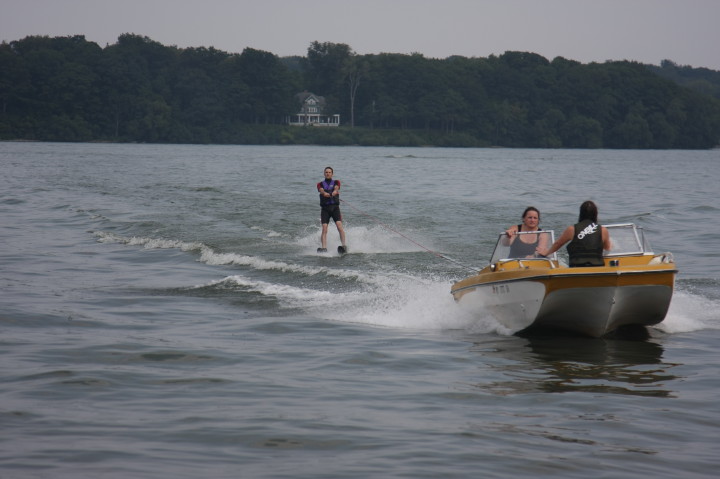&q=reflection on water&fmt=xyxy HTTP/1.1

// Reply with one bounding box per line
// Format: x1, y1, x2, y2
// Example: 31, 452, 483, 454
466, 333, 678, 398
